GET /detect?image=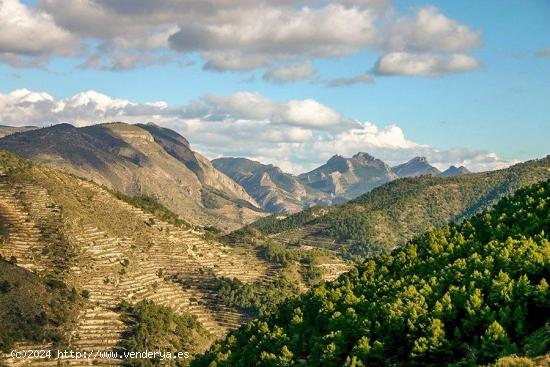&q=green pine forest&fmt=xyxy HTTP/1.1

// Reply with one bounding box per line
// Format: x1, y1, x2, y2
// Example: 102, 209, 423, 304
192, 179, 550, 366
